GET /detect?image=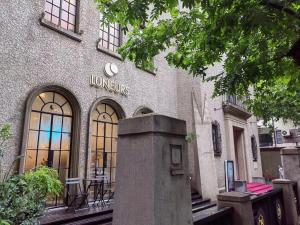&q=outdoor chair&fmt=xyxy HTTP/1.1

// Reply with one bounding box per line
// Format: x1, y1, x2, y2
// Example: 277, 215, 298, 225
65, 178, 89, 212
